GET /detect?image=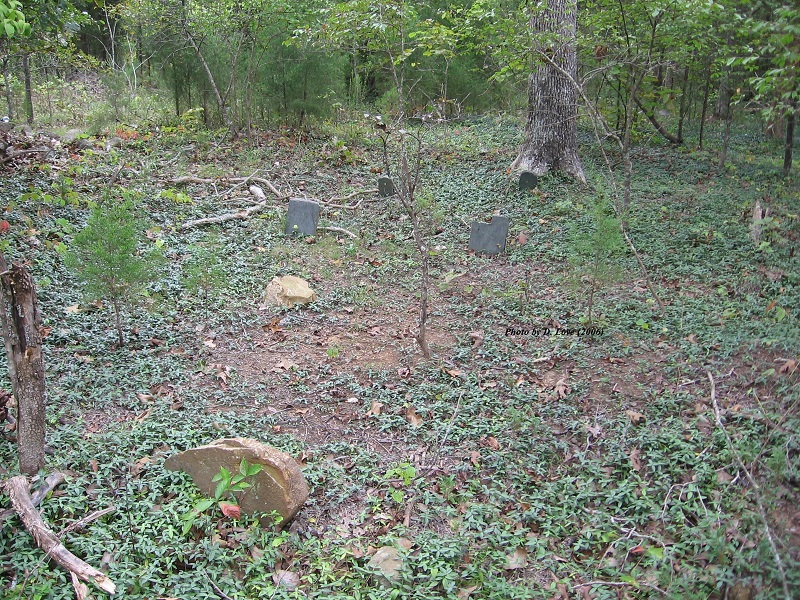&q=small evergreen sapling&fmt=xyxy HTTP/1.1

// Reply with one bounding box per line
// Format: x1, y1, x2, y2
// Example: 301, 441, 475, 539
66, 197, 163, 346
568, 203, 625, 325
